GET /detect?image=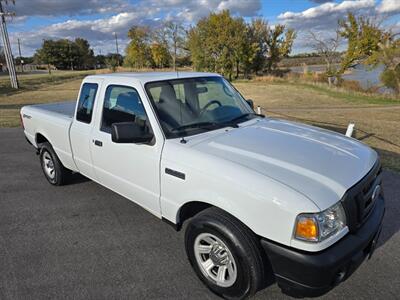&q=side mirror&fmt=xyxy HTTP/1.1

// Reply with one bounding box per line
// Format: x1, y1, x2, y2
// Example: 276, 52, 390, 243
246, 99, 254, 109
111, 122, 154, 144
